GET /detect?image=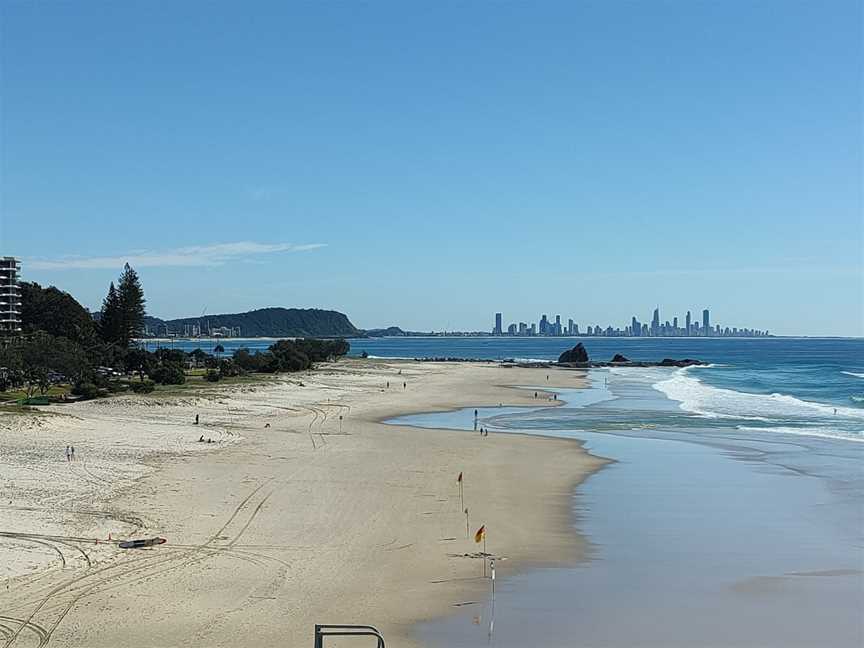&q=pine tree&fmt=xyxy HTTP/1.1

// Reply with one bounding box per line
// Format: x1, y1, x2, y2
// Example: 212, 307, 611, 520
100, 282, 122, 344
117, 263, 146, 347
